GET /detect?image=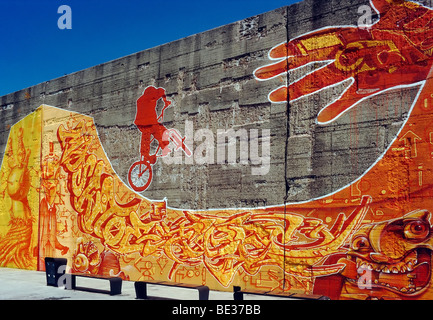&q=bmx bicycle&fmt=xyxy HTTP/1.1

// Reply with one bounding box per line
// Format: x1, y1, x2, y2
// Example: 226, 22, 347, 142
128, 128, 192, 192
